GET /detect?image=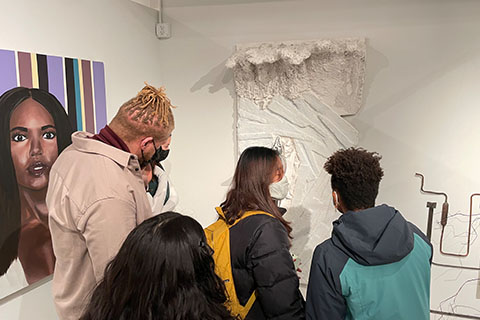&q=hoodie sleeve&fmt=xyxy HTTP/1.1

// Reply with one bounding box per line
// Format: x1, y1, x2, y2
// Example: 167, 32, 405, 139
306, 241, 348, 320
249, 219, 305, 320
408, 222, 433, 265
